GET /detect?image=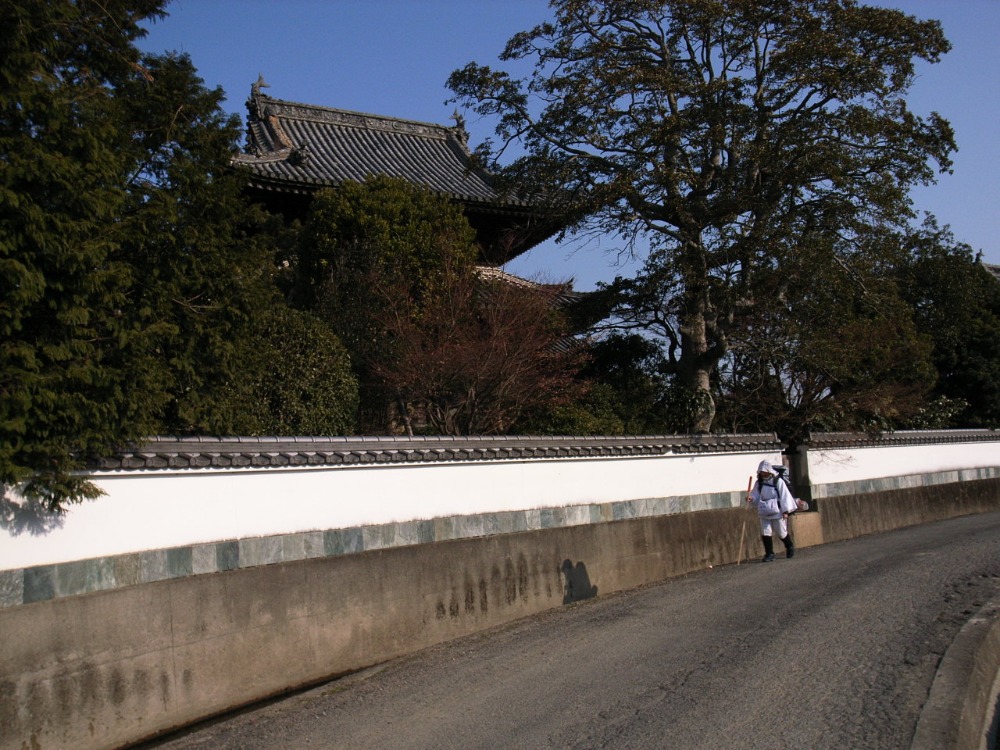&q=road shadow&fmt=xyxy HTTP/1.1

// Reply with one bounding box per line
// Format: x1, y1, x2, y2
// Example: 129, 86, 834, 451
986, 690, 999, 750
